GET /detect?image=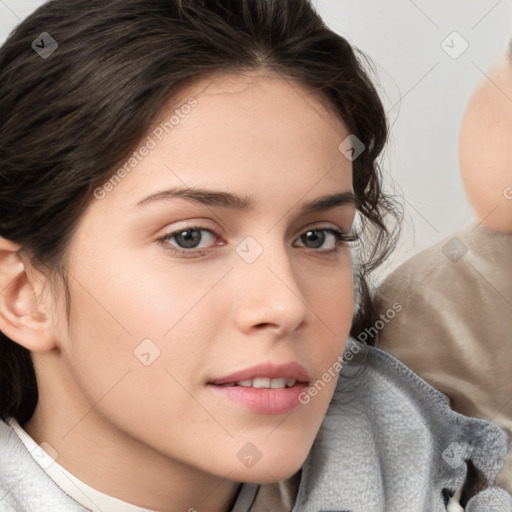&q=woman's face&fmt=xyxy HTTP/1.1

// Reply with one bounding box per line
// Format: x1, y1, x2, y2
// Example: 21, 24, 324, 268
35, 72, 355, 491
